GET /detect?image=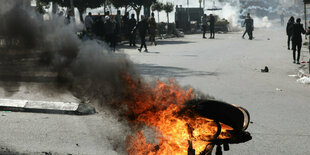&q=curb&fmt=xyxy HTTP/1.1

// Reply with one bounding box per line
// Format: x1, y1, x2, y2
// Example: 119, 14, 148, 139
0, 99, 96, 115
